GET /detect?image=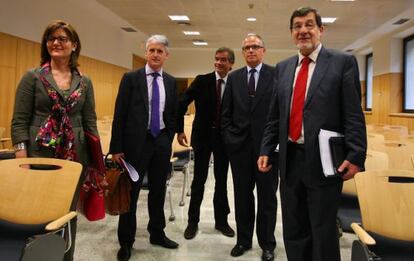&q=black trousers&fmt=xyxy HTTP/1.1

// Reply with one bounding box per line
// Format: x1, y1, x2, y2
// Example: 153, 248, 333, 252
229, 140, 278, 251
188, 129, 230, 226
118, 131, 172, 248
281, 142, 342, 261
